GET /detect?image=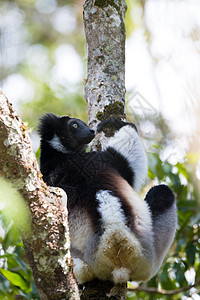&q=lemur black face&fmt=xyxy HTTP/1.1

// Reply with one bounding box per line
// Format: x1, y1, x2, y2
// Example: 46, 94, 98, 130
56, 117, 95, 152
39, 113, 95, 153
68, 118, 95, 146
